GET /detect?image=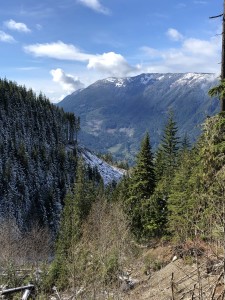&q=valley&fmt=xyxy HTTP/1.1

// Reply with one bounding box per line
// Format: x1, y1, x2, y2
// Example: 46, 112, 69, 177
59, 72, 219, 162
